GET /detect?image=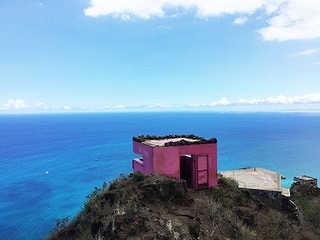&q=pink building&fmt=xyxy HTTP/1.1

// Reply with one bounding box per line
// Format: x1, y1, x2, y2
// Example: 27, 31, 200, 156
132, 135, 218, 189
